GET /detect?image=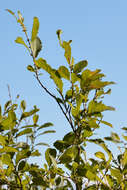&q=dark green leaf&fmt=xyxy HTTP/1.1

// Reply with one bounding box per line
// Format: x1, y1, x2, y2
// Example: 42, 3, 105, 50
58, 66, 70, 80
20, 100, 26, 111
27, 65, 35, 72
45, 148, 57, 166
54, 140, 70, 152
73, 60, 88, 73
